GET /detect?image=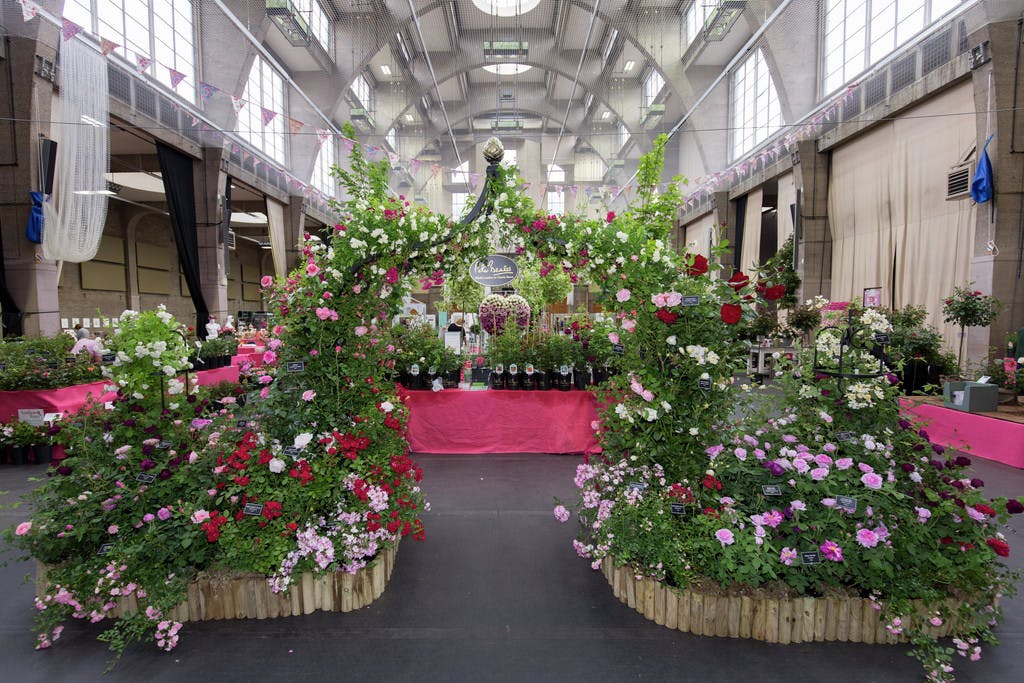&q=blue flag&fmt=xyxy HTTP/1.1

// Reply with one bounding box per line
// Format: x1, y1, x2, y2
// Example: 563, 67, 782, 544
26, 191, 44, 244
970, 136, 994, 204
